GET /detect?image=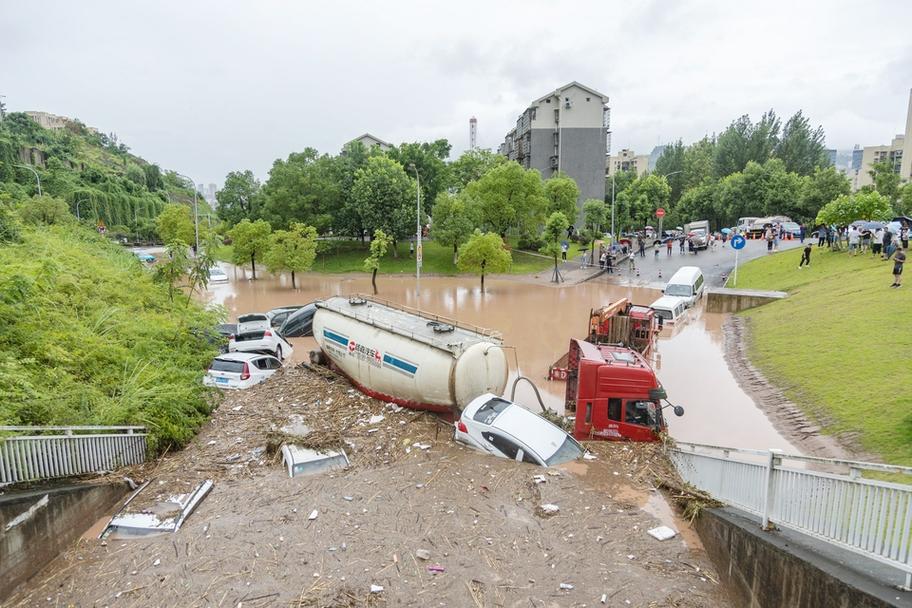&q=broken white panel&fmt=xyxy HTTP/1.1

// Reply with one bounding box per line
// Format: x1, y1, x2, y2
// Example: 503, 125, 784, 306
281, 444, 350, 478
100, 479, 213, 539
647, 525, 677, 541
